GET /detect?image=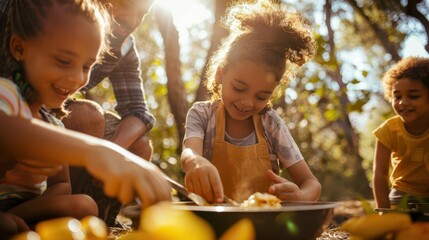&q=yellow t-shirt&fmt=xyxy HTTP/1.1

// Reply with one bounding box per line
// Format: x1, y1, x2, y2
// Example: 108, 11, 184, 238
373, 115, 429, 197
